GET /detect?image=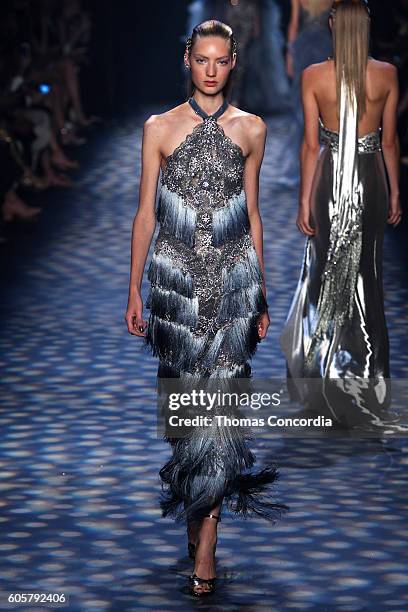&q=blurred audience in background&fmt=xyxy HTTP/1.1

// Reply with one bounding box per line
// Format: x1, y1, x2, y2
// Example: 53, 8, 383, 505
371, 0, 408, 165
0, 0, 100, 226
